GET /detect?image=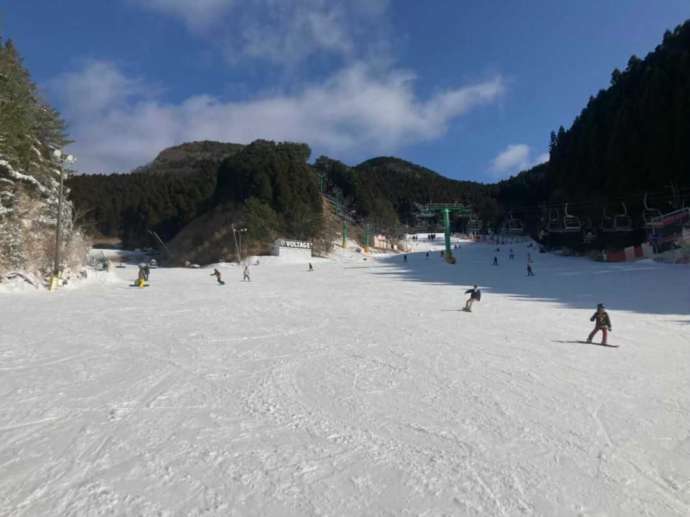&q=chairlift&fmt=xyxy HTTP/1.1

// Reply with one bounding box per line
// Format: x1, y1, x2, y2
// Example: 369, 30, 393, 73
600, 207, 614, 232
613, 203, 632, 231
643, 193, 662, 227
467, 217, 481, 233
563, 203, 581, 232
506, 213, 524, 234
547, 208, 561, 232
